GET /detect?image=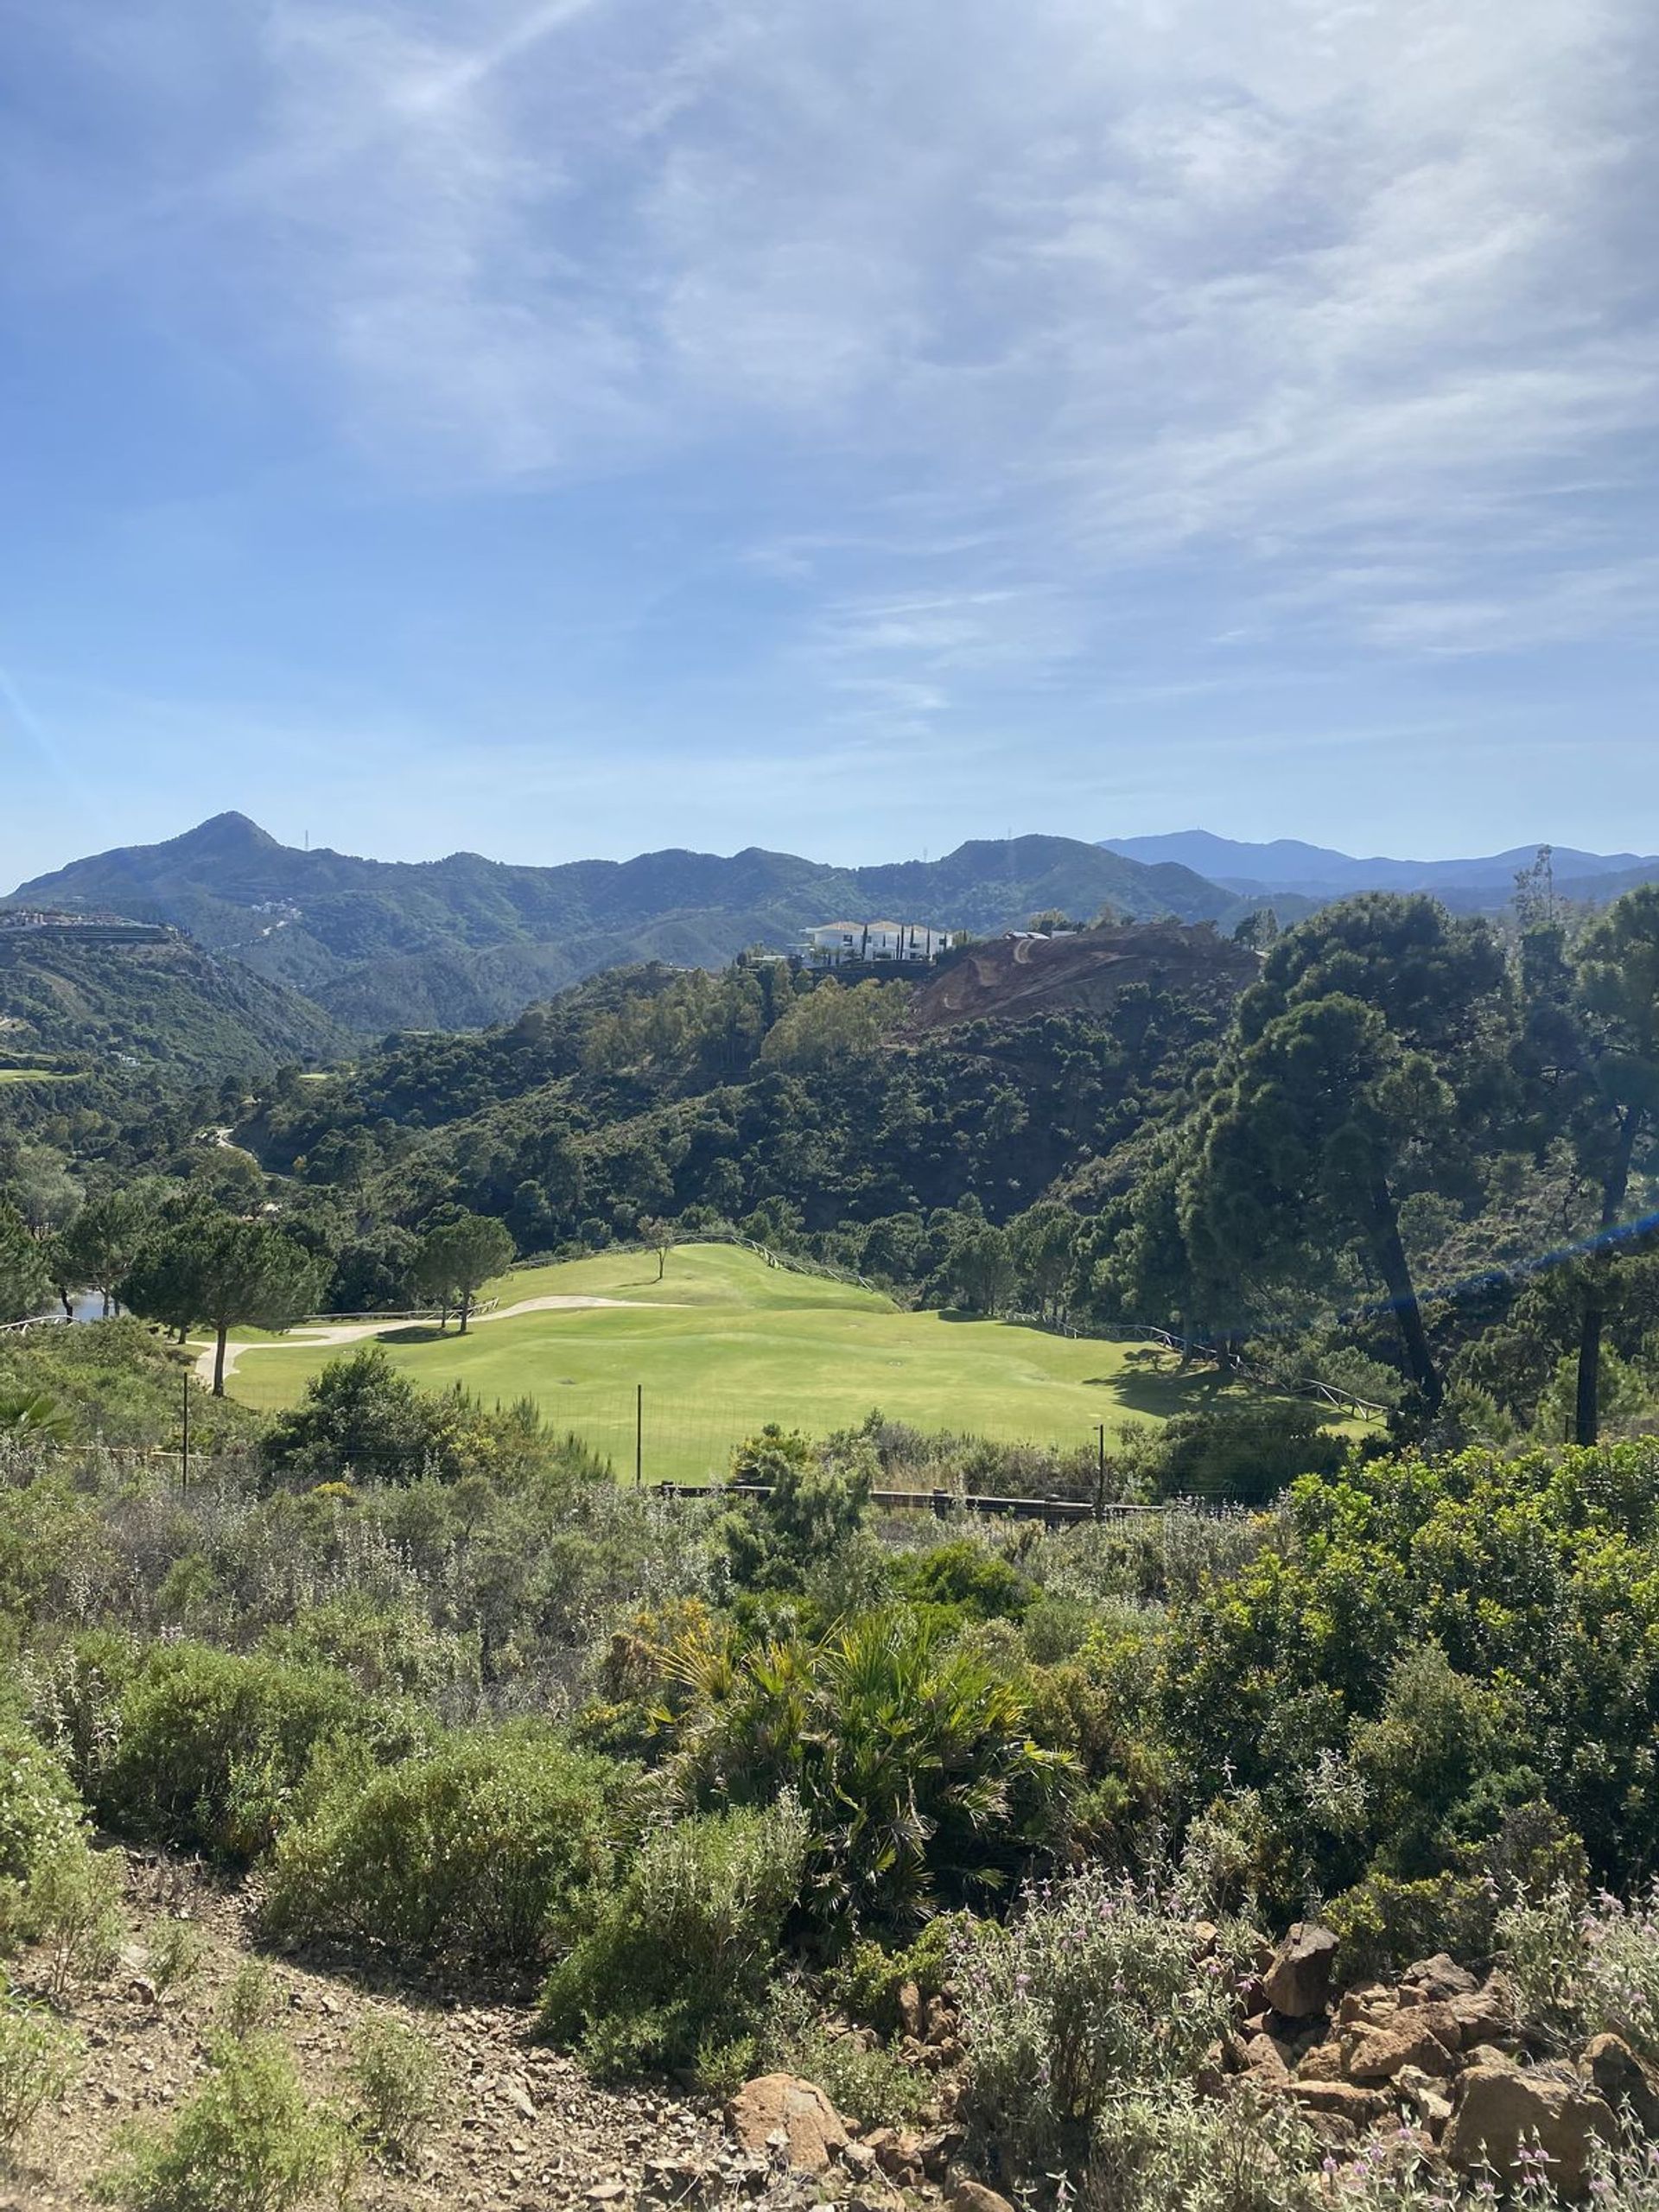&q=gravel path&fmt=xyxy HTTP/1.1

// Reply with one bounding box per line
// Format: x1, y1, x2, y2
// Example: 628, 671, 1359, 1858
193, 1294, 680, 1387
